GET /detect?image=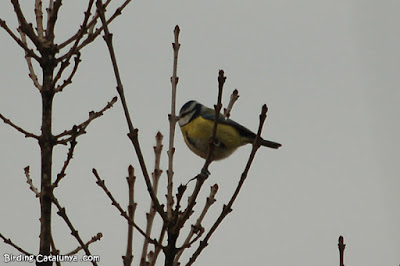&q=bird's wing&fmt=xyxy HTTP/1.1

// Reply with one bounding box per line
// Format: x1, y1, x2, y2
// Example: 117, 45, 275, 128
201, 113, 256, 140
